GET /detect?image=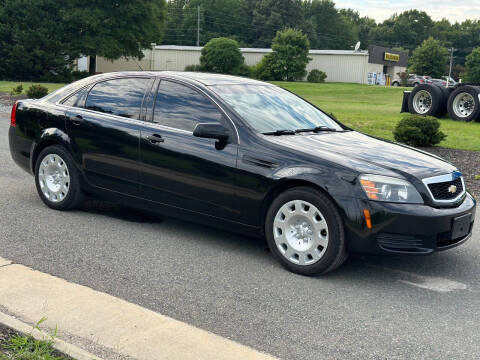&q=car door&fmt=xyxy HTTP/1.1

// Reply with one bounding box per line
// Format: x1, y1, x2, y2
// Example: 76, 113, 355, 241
138, 78, 239, 220
64, 77, 153, 196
